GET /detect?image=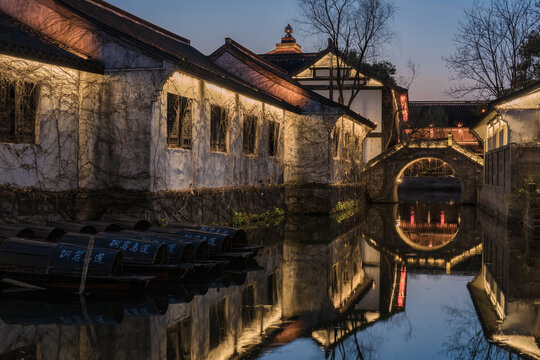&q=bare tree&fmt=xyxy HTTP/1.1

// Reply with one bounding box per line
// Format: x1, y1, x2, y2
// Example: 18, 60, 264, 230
296, 0, 397, 106
445, 0, 540, 99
